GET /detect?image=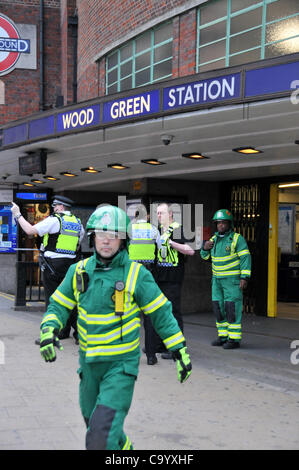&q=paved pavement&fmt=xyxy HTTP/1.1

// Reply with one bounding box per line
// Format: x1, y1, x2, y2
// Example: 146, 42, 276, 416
0, 292, 299, 450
